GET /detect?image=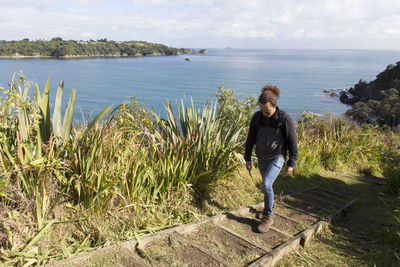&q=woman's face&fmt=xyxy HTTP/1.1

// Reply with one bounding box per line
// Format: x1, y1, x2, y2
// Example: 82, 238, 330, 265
259, 102, 276, 118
